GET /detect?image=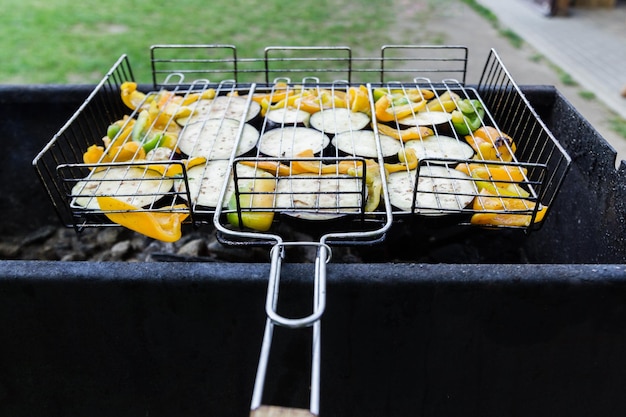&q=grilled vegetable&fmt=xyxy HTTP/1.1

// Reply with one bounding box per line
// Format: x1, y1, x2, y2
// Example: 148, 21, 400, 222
266, 108, 311, 127
374, 94, 426, 122
177, 118, 259, 159
175, 161, 260, 208
397, 111, 452, 127
274, 174, 364, 220
387, 165, 475, 214
465, 126, 516, 162
376, 123, 433, 142
309, 108, 370, 134
177, 96, 261, 126
258, 127, 330, 158
227, 169, 276, 231
71, 167, 174, 210
451, 99, 484, 135
332, 130, 401, 159
404, 135, 474, 162
471, 189, 547, 227
97, 196, 189, 242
